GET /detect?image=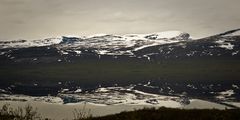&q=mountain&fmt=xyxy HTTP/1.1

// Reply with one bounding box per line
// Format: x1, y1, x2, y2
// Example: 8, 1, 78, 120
0, 29, 239, 64
0, 31, 189, 49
